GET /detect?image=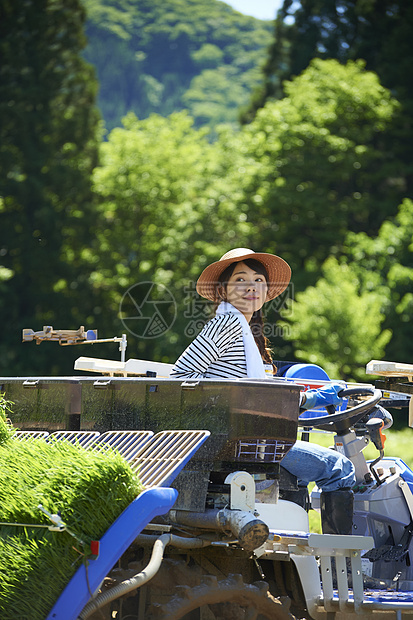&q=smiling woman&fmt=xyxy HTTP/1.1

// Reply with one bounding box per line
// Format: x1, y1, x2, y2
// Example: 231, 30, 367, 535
171, 247, 291, 379
218, 260, 268, 322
